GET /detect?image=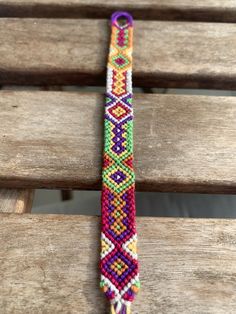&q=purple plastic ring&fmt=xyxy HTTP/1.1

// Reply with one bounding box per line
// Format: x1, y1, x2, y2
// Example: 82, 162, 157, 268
111, 11, 133, 28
